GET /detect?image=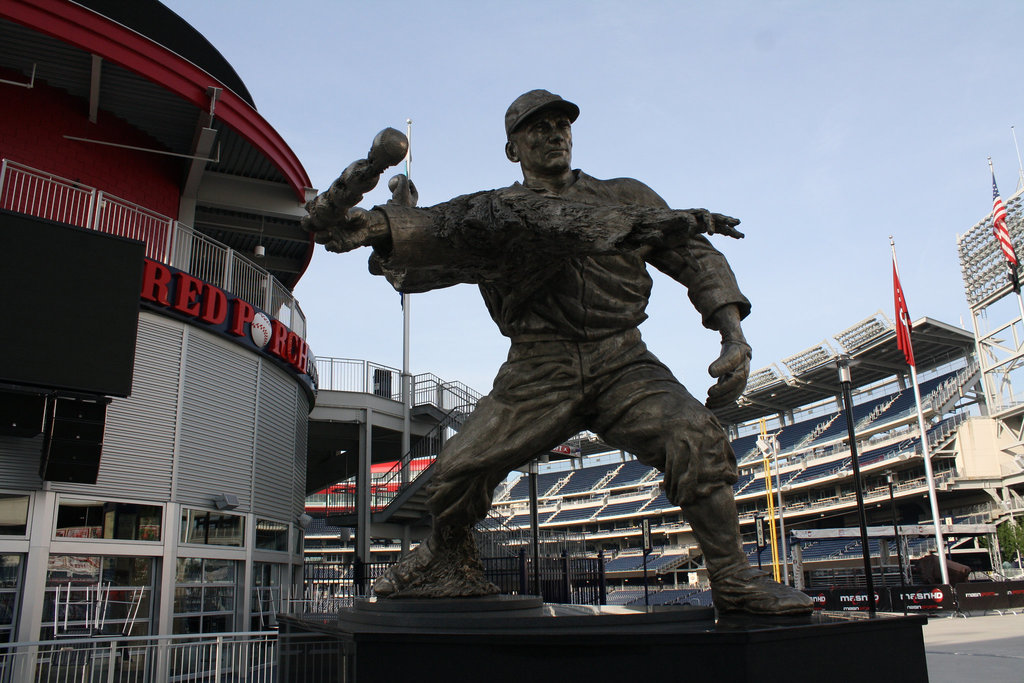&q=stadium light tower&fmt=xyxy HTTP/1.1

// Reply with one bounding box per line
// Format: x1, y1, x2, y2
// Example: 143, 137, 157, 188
957, 185, 1024, 414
